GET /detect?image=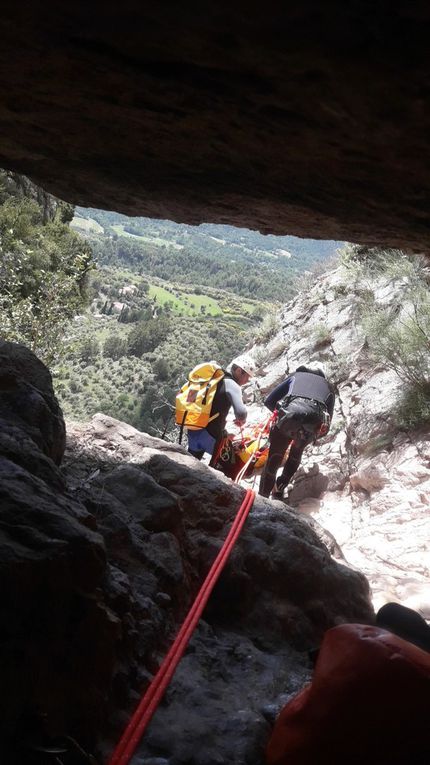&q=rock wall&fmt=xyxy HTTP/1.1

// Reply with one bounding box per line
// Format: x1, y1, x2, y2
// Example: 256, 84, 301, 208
65, 415, 372, 764
0, 342, 118, 759
0, 341, 372, 763
245, 265, 430, 617
1, 5, 430, 247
